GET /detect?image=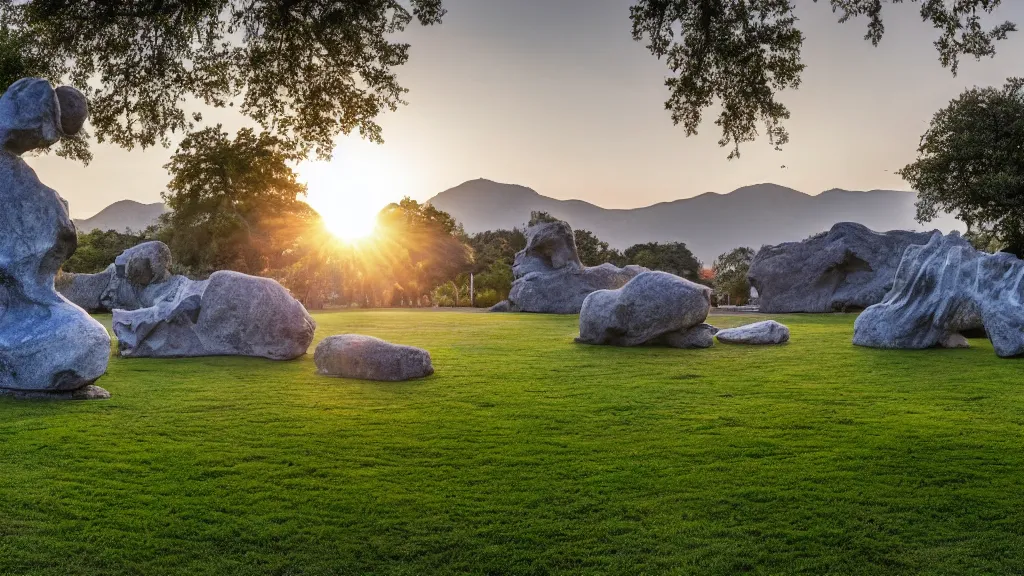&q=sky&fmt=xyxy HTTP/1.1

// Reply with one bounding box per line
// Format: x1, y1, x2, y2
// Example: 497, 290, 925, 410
26, 0, 1024, 222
